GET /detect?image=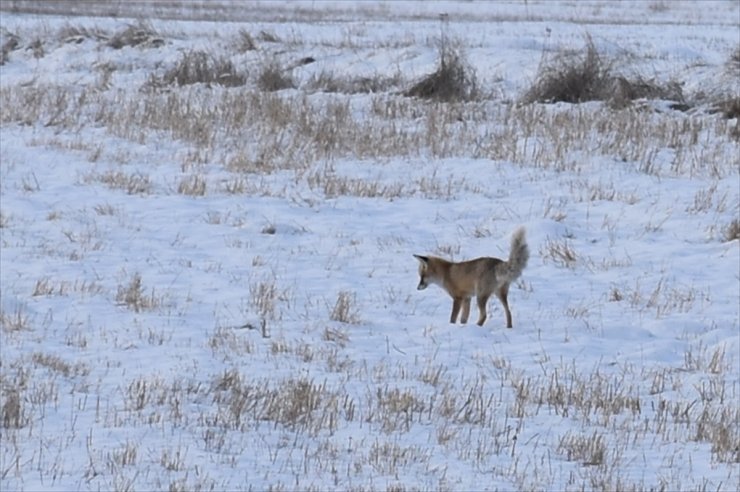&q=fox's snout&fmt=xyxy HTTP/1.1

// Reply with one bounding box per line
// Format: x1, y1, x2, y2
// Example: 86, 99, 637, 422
417, 280, 427, 290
